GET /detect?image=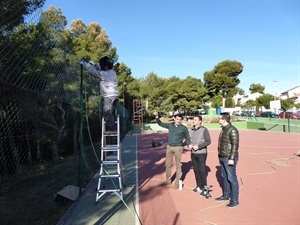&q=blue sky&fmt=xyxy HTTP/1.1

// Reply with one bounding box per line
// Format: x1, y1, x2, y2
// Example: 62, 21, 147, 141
43, 0, 299, 95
